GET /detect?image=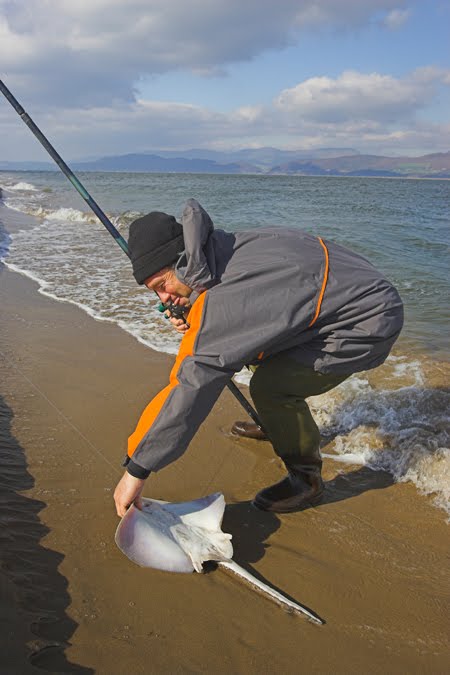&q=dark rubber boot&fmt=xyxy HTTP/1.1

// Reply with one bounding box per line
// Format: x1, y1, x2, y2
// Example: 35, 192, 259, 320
231, 420, 268, 440
252, 460, 324, 513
